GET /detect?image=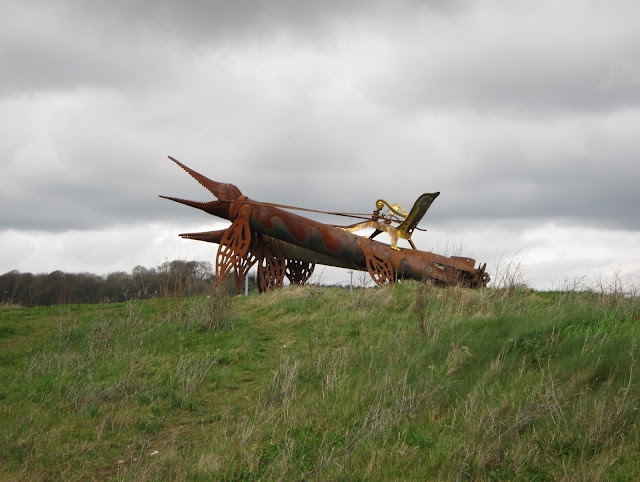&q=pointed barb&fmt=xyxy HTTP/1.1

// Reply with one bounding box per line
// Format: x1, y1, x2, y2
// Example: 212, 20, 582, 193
167, 156, 242, 201
179, 229, 226, 244
158, 195, 212, 210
